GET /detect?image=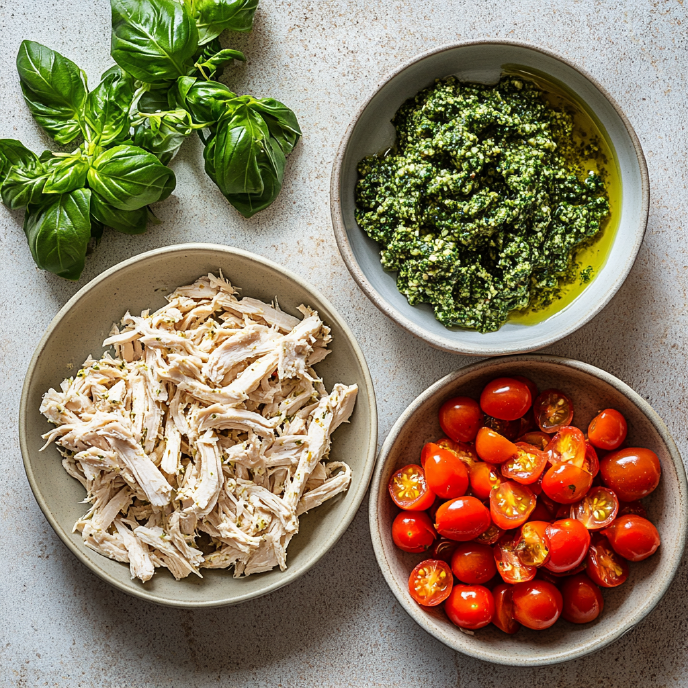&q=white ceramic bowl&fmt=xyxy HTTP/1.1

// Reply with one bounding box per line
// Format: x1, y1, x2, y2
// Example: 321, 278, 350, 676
369, 355, 686, 665
331, 41, 649, 356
